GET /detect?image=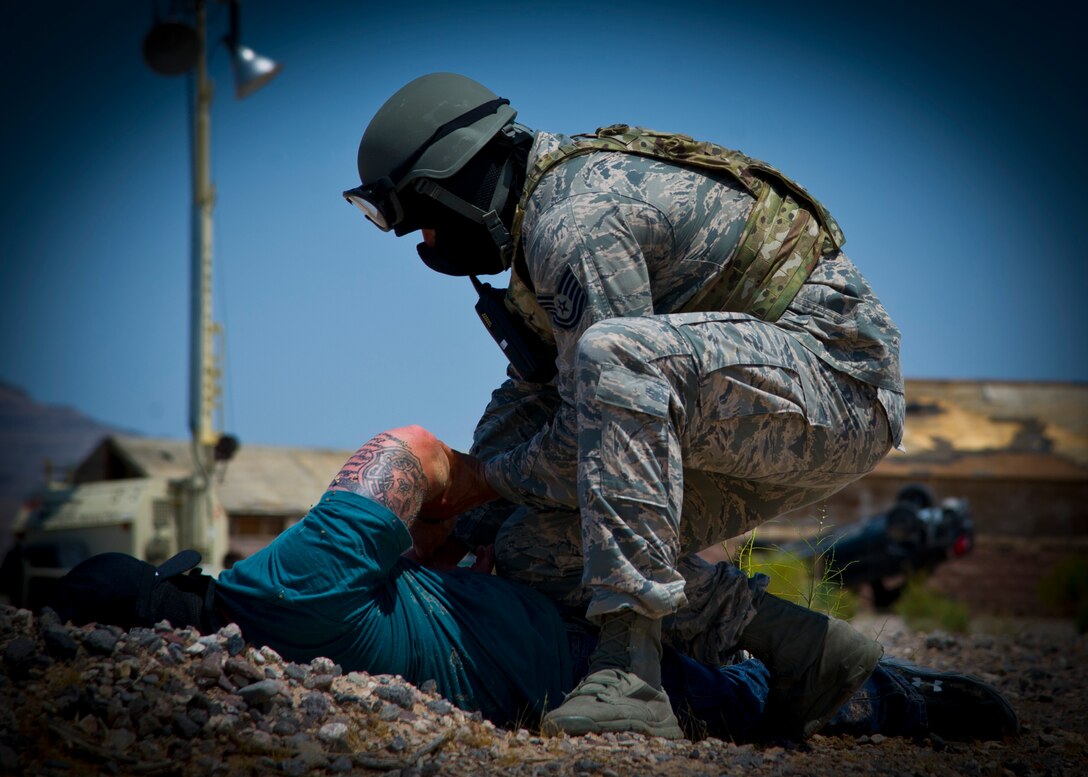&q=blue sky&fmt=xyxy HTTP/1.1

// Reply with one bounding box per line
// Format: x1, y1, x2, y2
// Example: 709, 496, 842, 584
2, 0, 1085, 453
